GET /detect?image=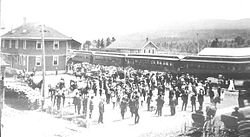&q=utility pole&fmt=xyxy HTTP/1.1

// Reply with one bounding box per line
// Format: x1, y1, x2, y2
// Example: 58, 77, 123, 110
196, 33, 199, 53
41, 25, 46, 110
0, 0, 3, 136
